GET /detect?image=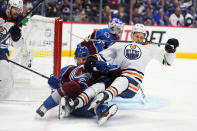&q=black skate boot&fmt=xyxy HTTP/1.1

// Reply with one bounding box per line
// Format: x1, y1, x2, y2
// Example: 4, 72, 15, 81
88, 92, 109, 110
36, 104, 48, 117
